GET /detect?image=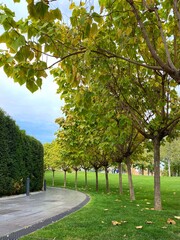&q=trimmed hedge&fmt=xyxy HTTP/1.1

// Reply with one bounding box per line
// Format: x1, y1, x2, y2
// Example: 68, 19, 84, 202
0, 108, 44, 196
